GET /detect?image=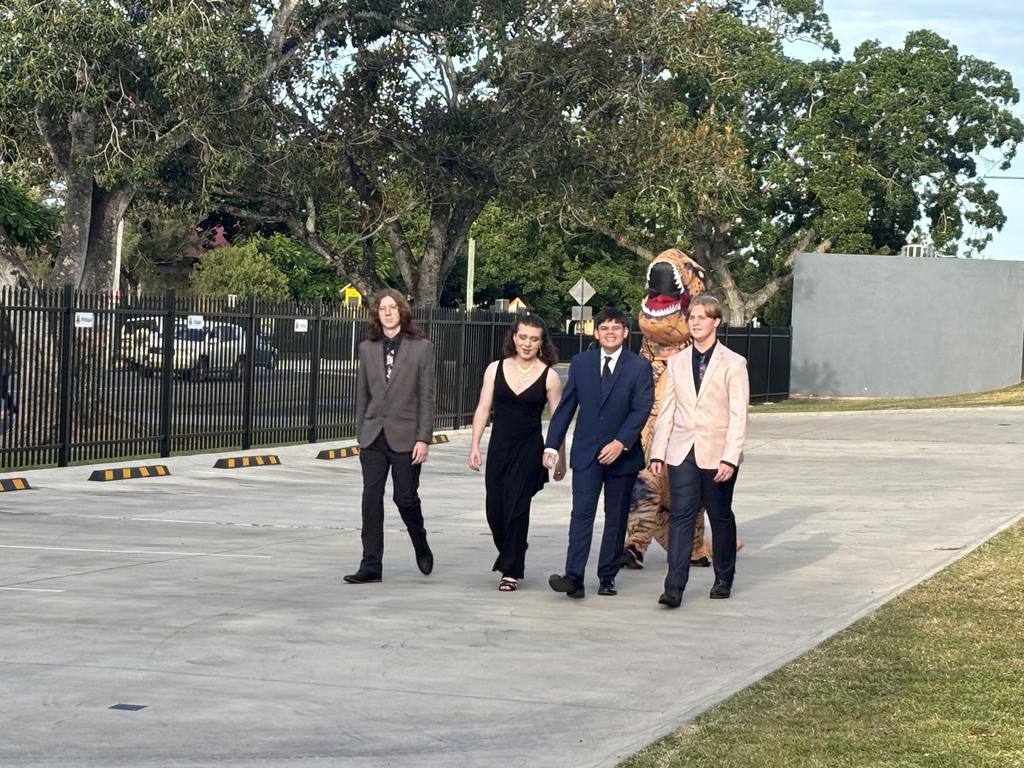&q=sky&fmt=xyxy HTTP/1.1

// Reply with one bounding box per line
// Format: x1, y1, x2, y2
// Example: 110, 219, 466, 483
796, 0, 1024, 260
